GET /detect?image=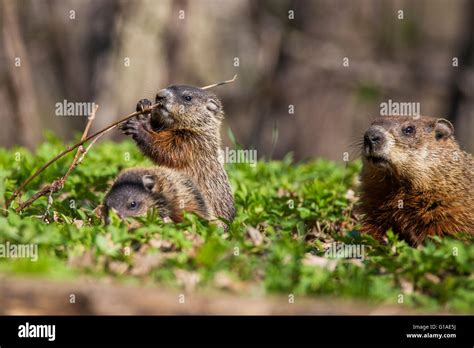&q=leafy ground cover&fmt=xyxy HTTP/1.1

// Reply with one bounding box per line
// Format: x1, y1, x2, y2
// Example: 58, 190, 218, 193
0, 133, 472, 313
